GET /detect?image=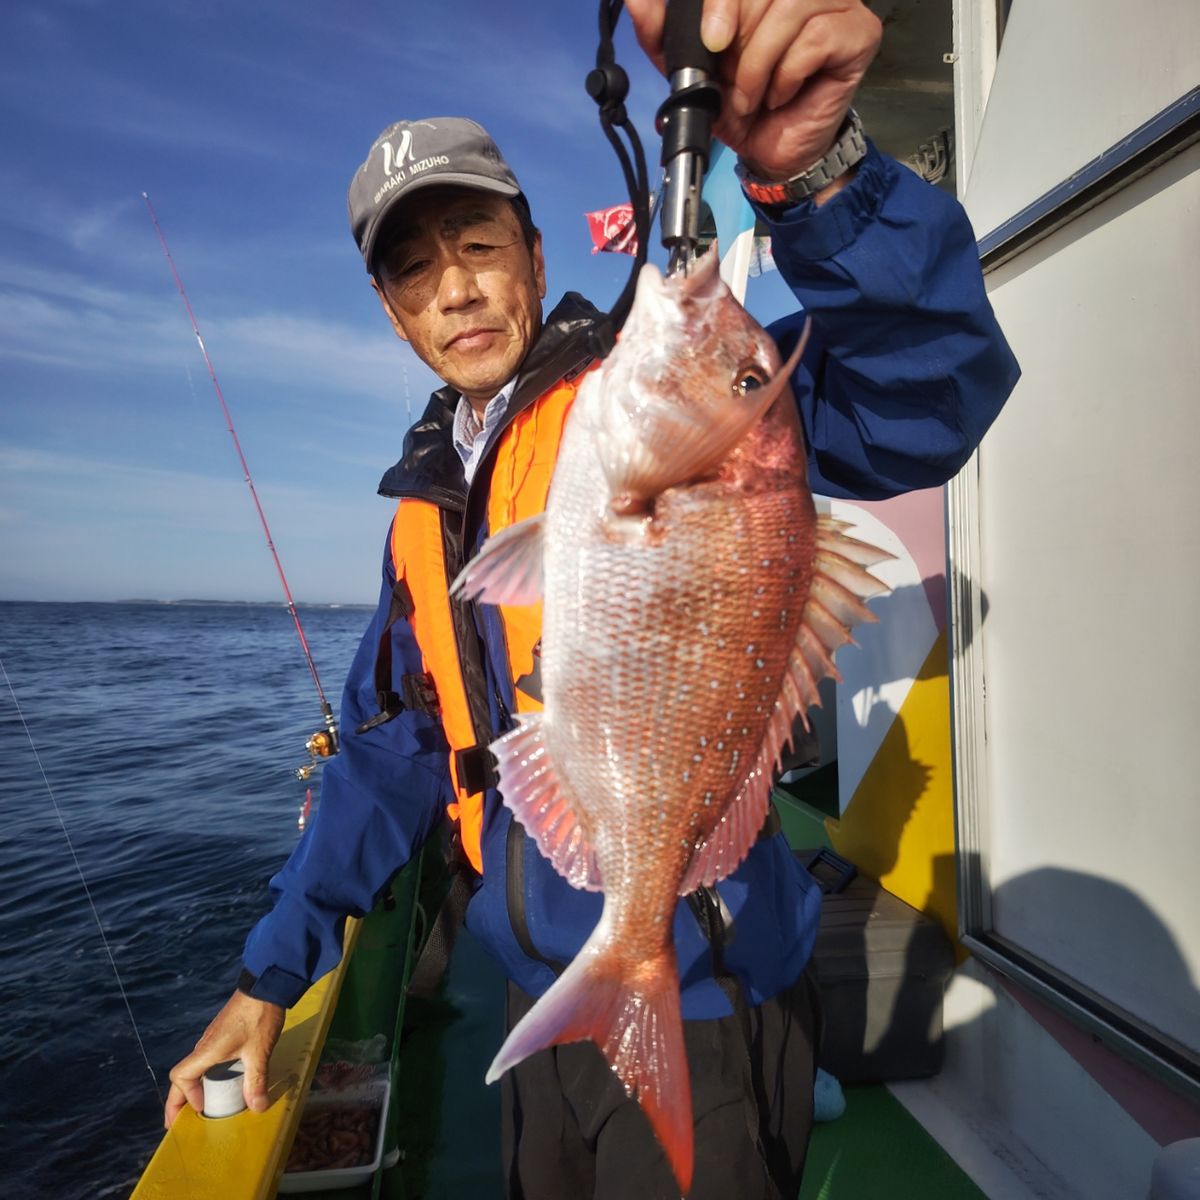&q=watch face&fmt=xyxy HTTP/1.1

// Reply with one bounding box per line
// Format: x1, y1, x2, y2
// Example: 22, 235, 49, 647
742, 178, 795, 205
